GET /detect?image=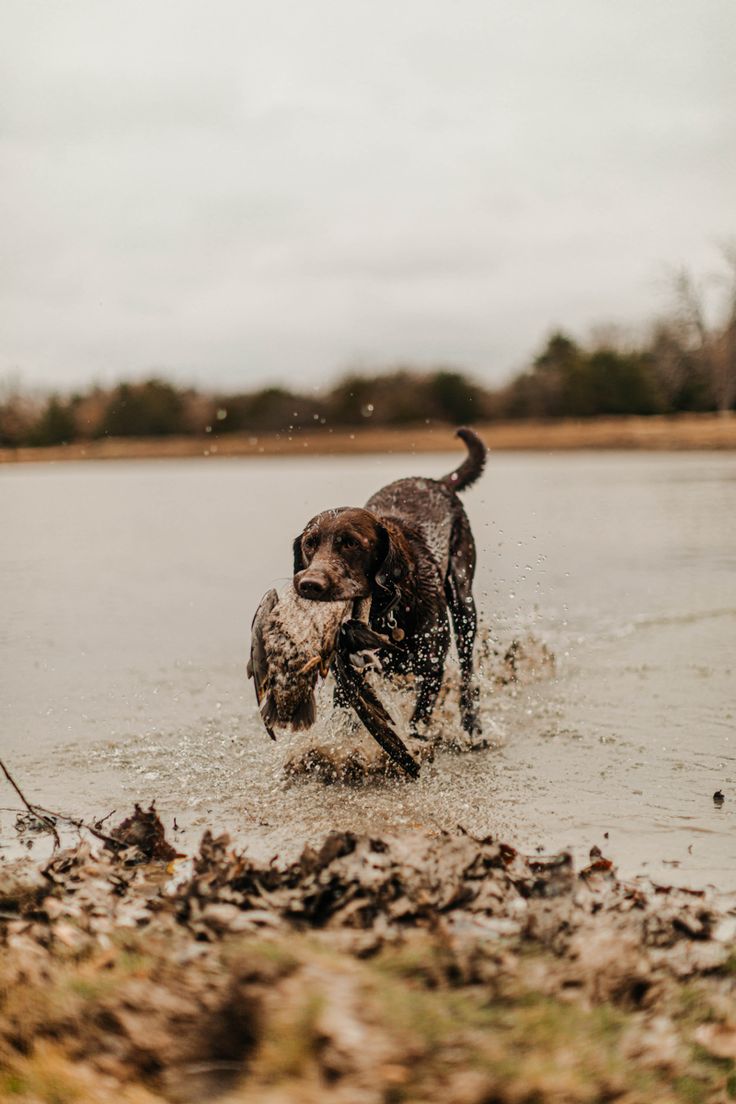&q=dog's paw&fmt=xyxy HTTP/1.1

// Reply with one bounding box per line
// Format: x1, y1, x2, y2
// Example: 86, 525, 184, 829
461, 708, 483, 737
